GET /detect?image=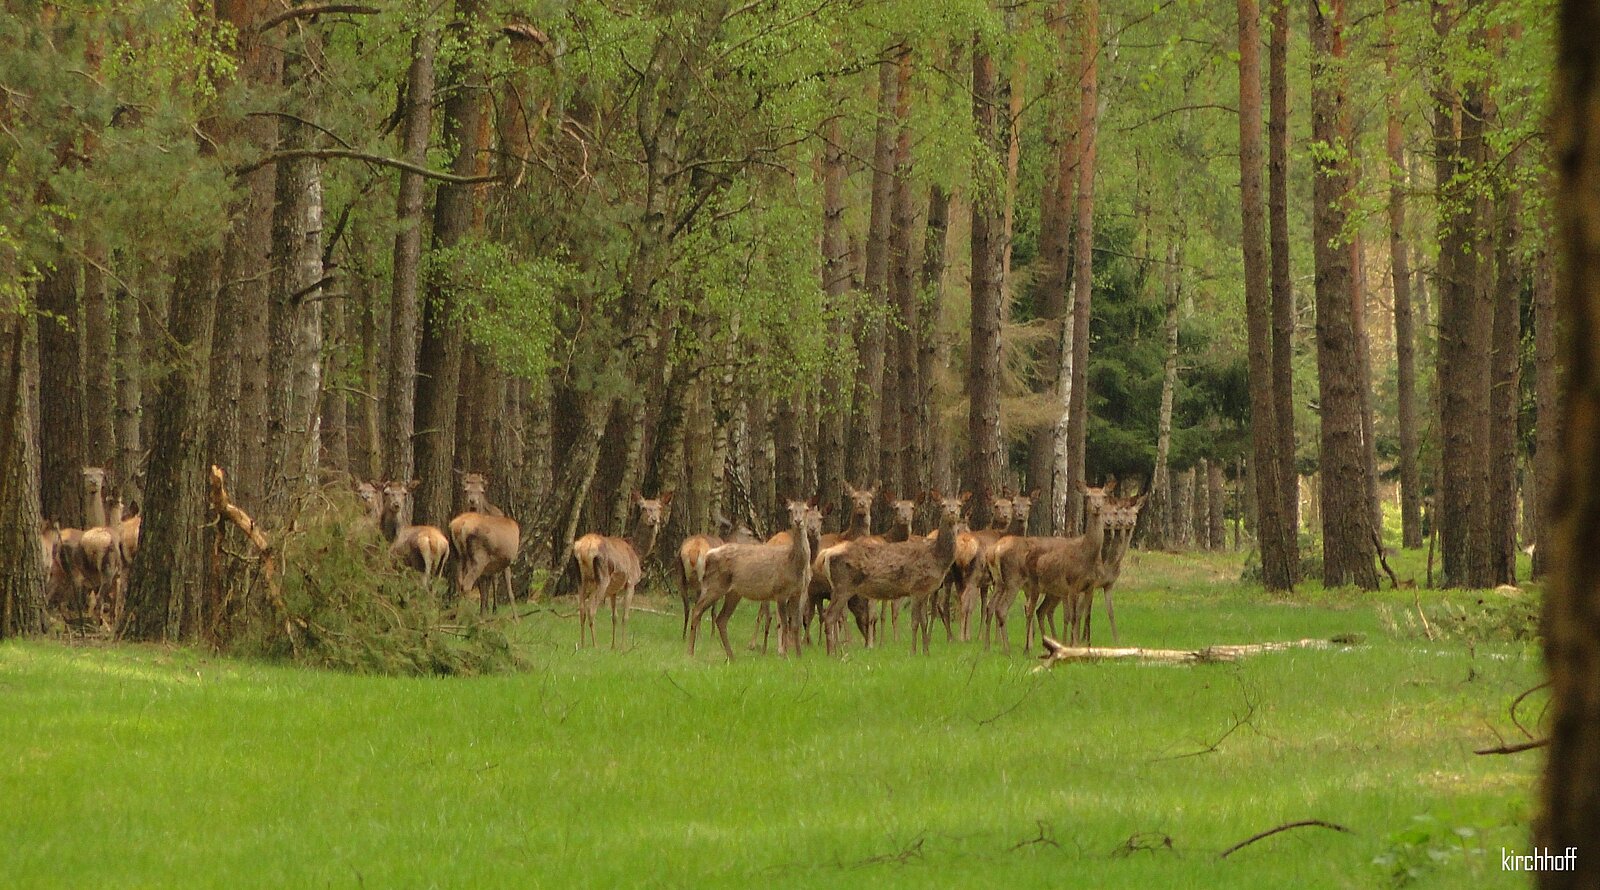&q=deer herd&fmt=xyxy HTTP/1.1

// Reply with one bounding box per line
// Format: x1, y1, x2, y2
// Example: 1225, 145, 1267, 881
38, 465, 1146, 659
